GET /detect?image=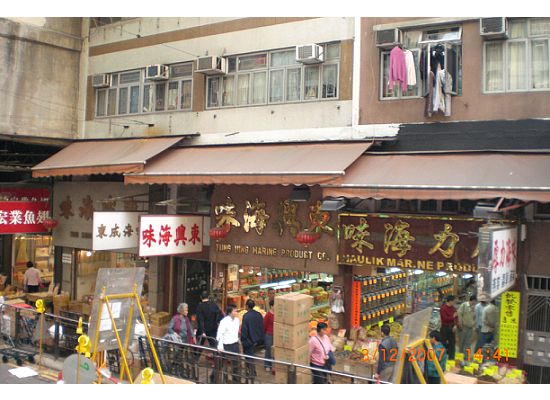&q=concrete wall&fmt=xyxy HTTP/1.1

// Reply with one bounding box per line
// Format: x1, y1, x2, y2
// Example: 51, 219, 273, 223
359, 17, 550, 124
0, 18, 82, 138
84, 17, 355, 139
